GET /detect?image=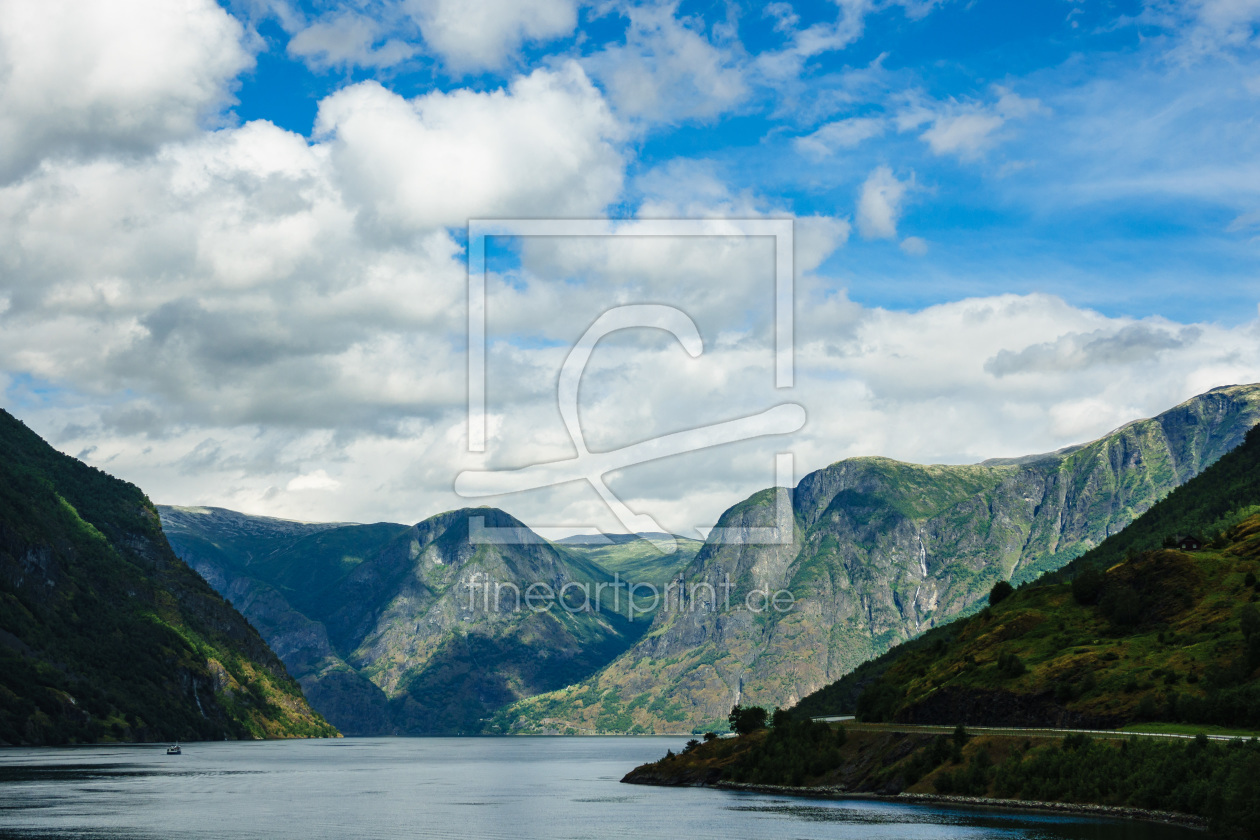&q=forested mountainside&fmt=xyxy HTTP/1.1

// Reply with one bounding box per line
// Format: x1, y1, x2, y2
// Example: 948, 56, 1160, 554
0, 410, 336, 745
